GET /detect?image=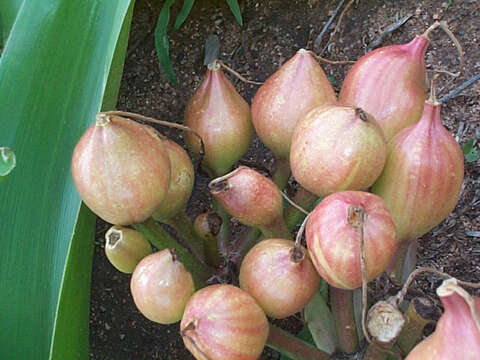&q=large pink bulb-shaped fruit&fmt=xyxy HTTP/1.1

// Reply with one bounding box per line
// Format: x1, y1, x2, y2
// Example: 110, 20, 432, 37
339, 35, 429, 141
184, 62, 253, 177
406, 279, 480, 360
372, 101, 464, 243
290, 104, 386, 197
251, 49, 336, 160
239, 238, 321, 319
130, 249, 195, 324
306, 191, 397, 289
180, 284, 269, 360
72, 114, 171, 225
152, 139, 195, 221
